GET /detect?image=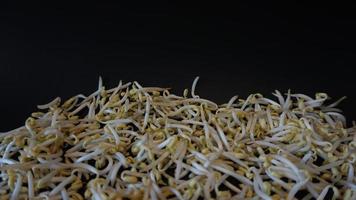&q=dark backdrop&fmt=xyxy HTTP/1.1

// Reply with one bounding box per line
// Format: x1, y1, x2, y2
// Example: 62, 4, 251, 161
1, 2, 356, 131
